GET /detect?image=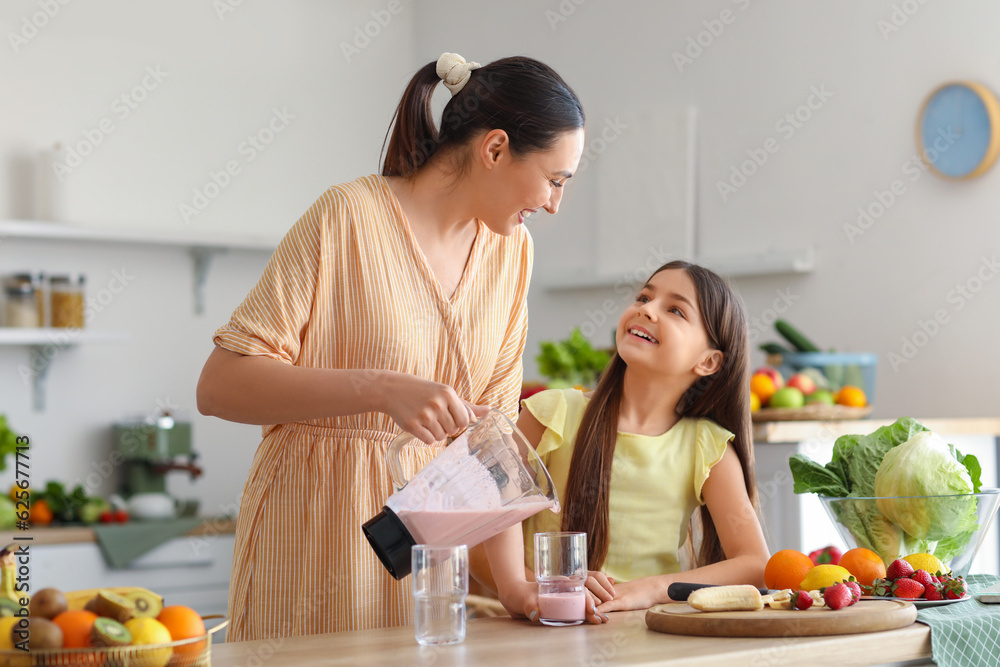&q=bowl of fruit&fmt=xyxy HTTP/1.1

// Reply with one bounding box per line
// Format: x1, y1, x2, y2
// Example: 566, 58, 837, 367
0, 550, 227, 667
753, 320, 875, 422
